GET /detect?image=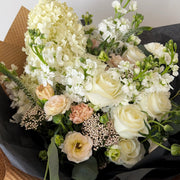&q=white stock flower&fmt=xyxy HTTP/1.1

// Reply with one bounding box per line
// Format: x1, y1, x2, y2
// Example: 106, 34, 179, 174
112, 104, 149, 139
129, 1, 137, 11
139, 92, 172, 120
112, 0, 121, 9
